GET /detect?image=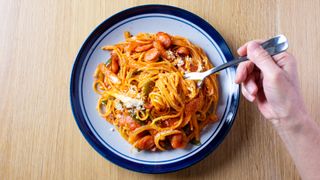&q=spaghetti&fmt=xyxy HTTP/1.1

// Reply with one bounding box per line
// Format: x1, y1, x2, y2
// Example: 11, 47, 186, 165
93, 32, 219, 151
